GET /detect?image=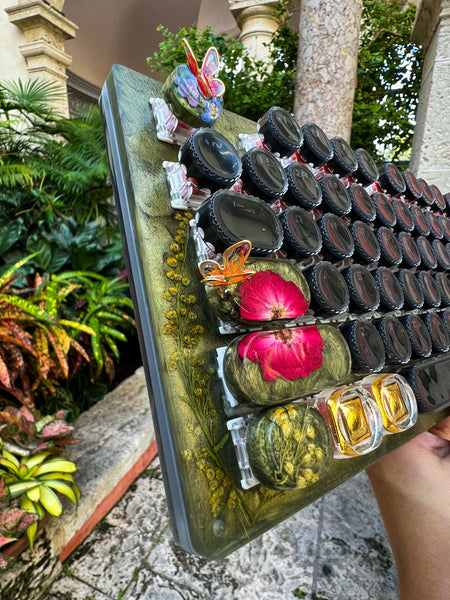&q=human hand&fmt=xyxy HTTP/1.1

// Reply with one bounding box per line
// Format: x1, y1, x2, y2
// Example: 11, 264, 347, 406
367, 416, 450, 600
